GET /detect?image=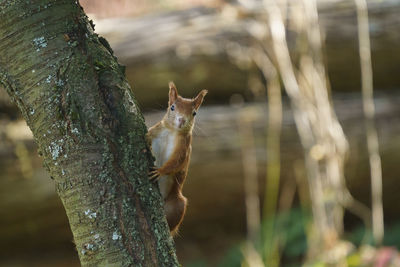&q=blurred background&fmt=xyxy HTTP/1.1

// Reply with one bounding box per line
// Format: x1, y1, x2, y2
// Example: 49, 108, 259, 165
1, 0, 400, 266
